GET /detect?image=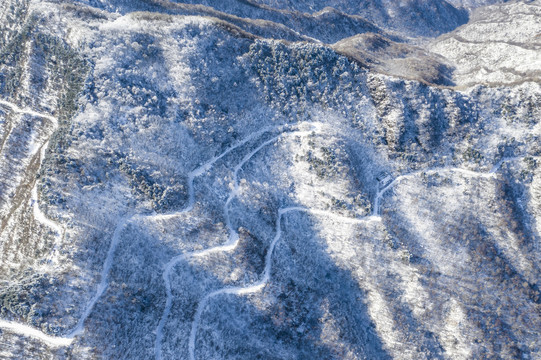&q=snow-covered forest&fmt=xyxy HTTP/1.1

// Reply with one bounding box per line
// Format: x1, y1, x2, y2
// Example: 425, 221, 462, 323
0, 0, 540, 359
